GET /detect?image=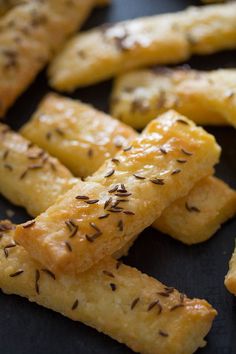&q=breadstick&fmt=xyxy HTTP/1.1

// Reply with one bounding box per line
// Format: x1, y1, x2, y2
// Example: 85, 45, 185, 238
111, 67, 236, 129
0, 0, 99, 117
48, 3, 236, 91
154, 176, 236, 245
15, 111, 220, 274
225, 243, 236, 296
0, 123, 78, 217
0, 220, 216, 354
21, 94, 236, 245
20, 93, 137, 177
